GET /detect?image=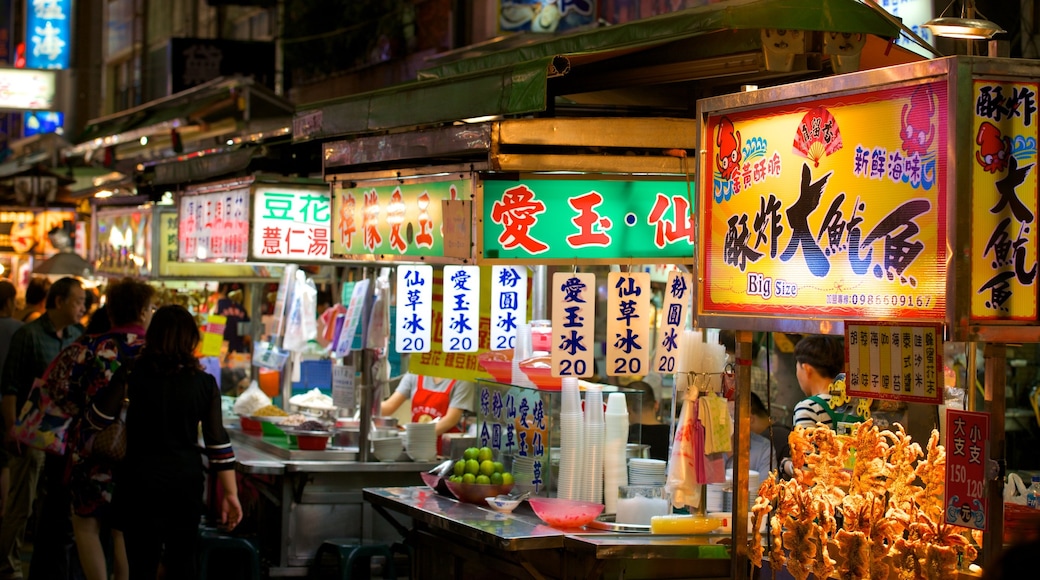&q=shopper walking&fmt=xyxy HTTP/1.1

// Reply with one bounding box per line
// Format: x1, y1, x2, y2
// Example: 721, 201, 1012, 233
92, 305, 240, 579
0, 277, 85, 580
0, 281, 23, 518
46, 279, 154, 580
